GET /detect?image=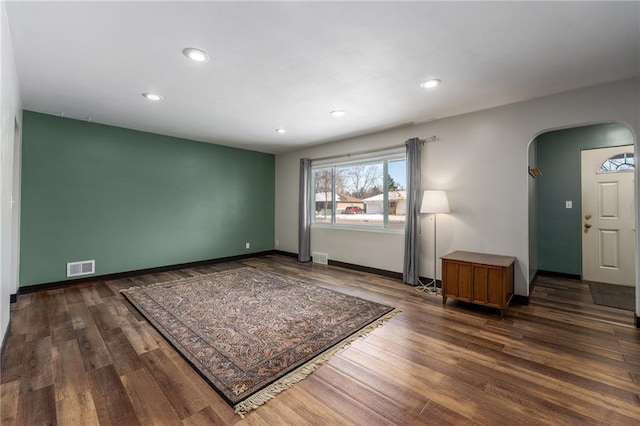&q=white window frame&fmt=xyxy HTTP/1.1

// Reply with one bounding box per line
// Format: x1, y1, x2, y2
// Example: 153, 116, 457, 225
598, 152, 635, 173
310, 153, 406, 233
